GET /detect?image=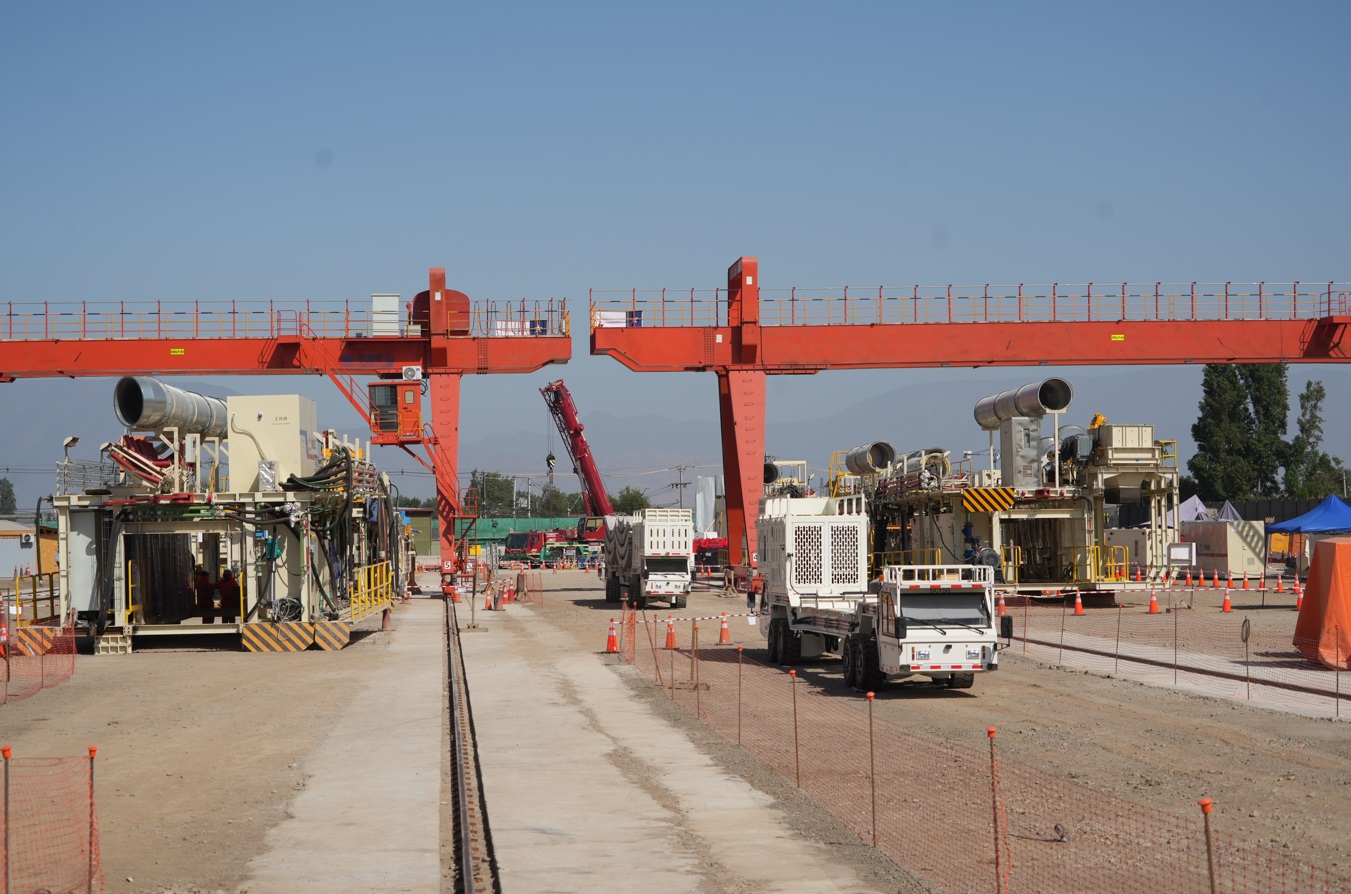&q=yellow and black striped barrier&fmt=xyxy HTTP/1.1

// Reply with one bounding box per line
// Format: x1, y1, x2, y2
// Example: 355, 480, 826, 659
12, 627, 57, 656
962, 487, 1015, 513
311, 621, 351, 651
241, 622, 313, 653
